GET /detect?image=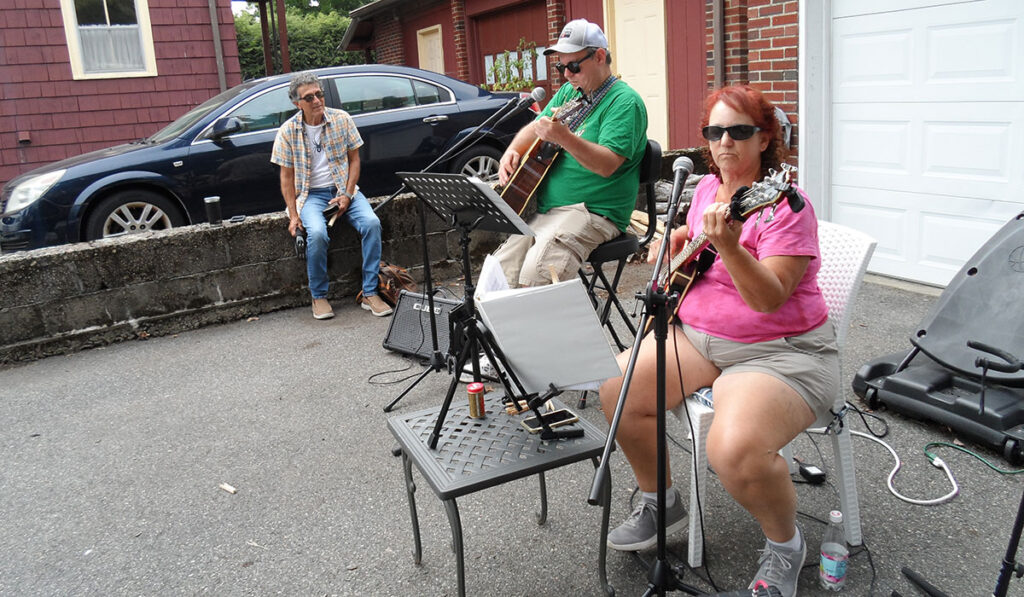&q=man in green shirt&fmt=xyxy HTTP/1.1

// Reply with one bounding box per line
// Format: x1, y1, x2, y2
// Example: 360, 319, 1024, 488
494, 18, 648, 287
